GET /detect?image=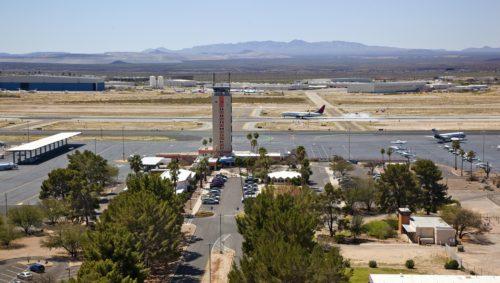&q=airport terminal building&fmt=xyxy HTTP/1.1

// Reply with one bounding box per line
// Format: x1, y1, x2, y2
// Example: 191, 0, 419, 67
0, 75, 105, 91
